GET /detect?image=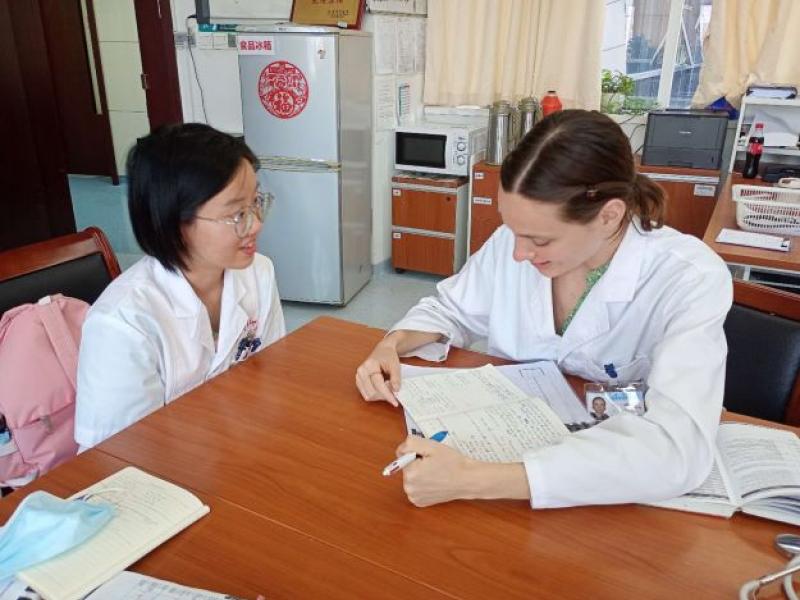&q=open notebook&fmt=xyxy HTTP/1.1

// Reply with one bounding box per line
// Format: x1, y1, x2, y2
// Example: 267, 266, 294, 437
18, 467, 210, 600
397, 364, 569, 462
648, 422, 800, 526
